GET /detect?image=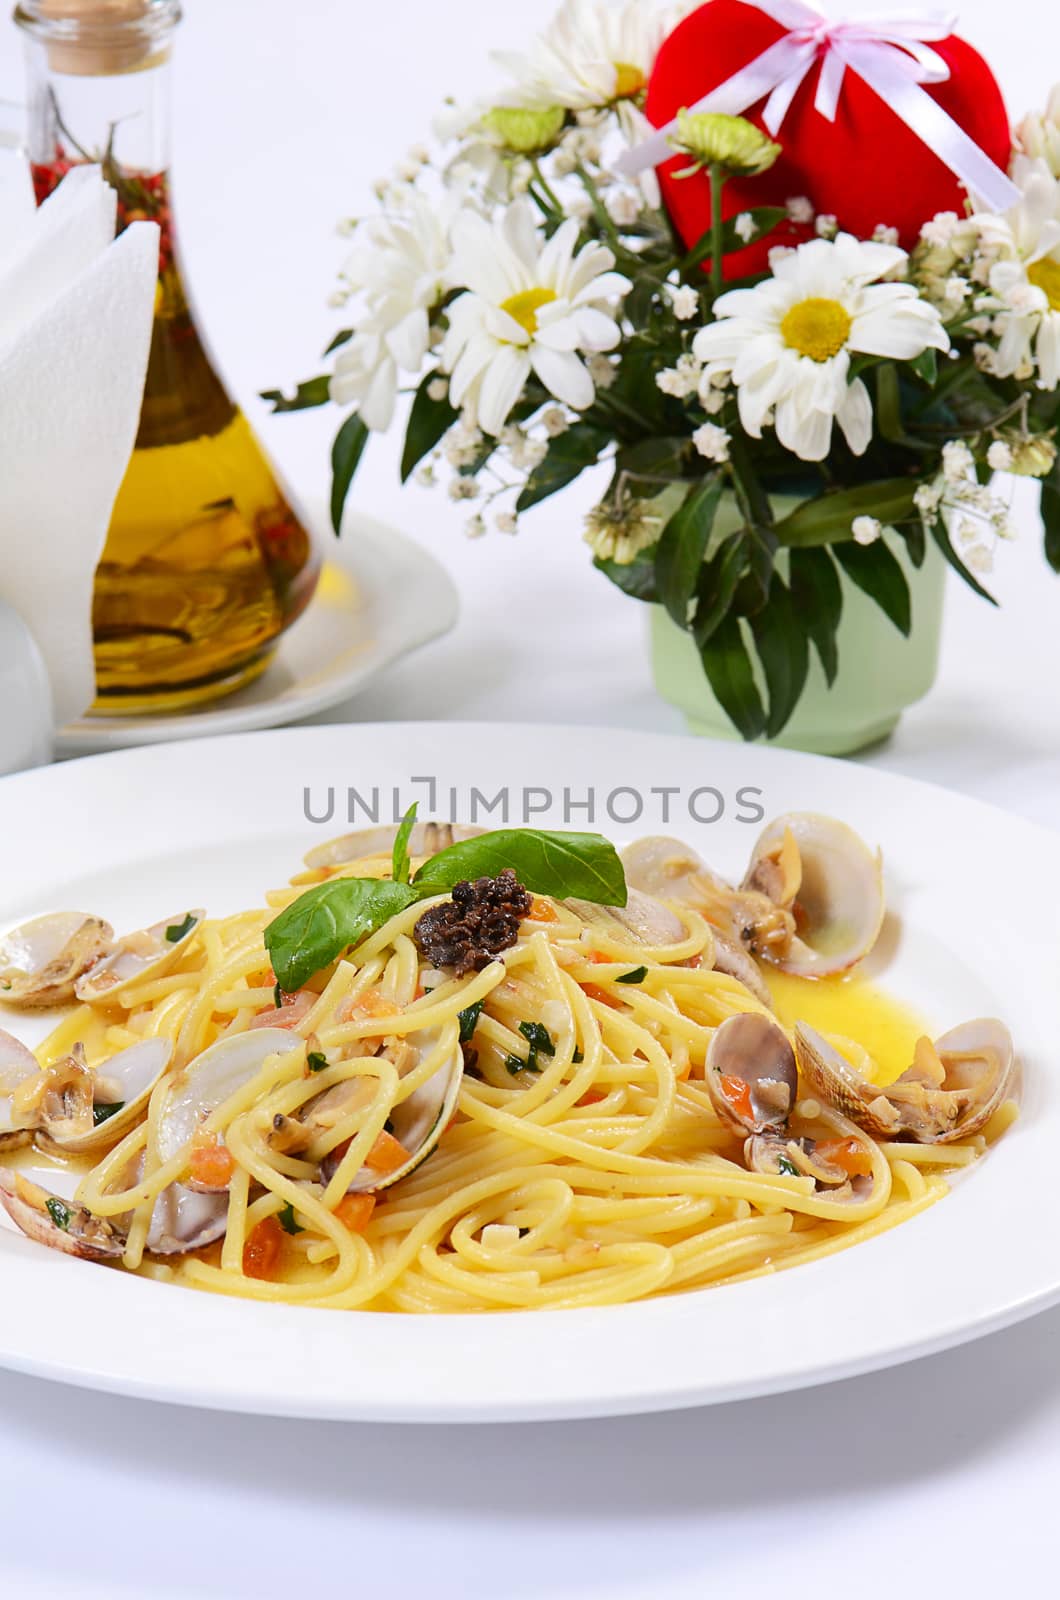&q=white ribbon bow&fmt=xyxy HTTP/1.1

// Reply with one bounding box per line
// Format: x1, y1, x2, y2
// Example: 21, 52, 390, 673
617, 0, 1018, 215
